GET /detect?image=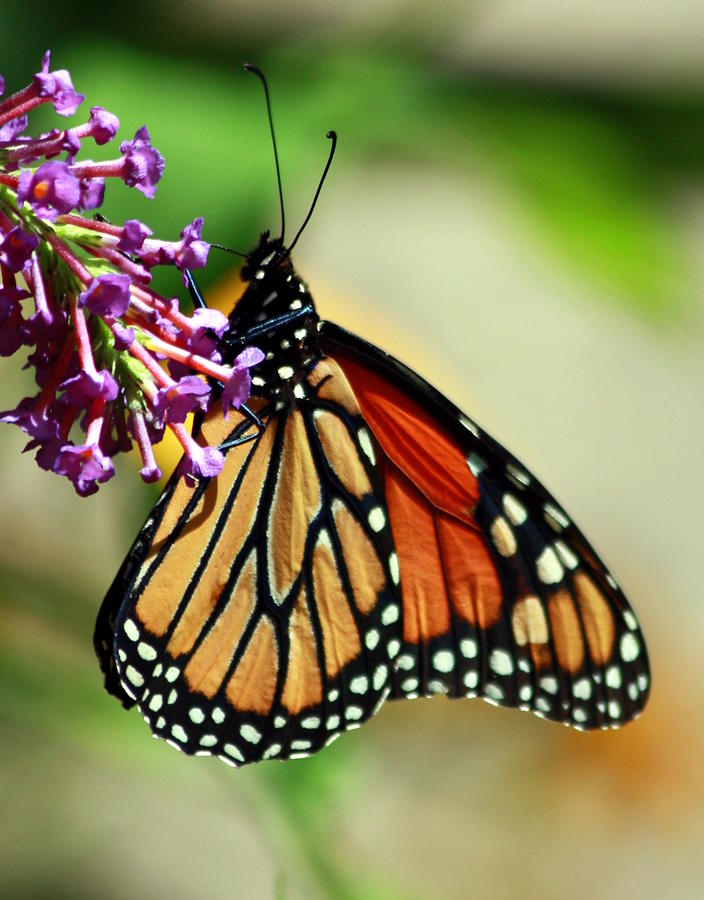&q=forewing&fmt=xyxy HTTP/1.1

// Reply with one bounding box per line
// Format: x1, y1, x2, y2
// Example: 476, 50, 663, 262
321, 322, 650, 731
94, 360, 401, 766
